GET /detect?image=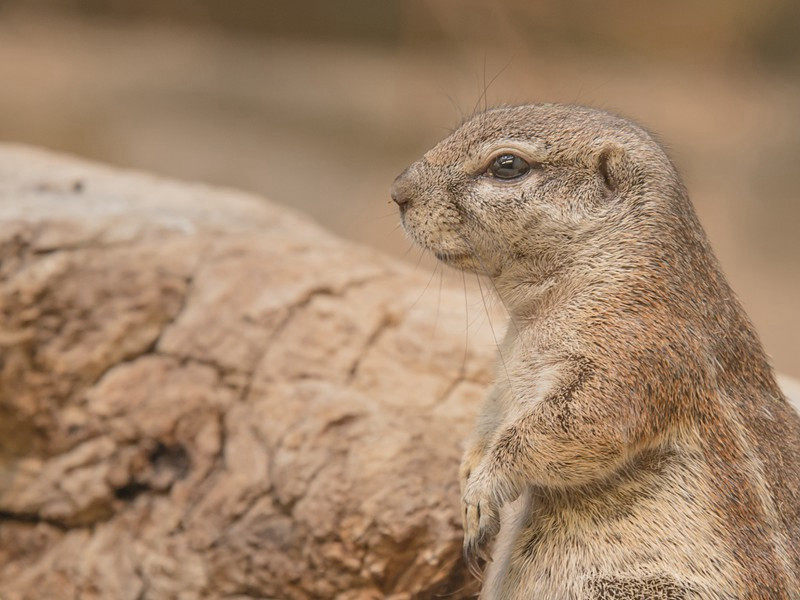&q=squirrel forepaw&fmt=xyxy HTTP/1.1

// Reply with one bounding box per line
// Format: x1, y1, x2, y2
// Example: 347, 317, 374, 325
462, 476, 501, 579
